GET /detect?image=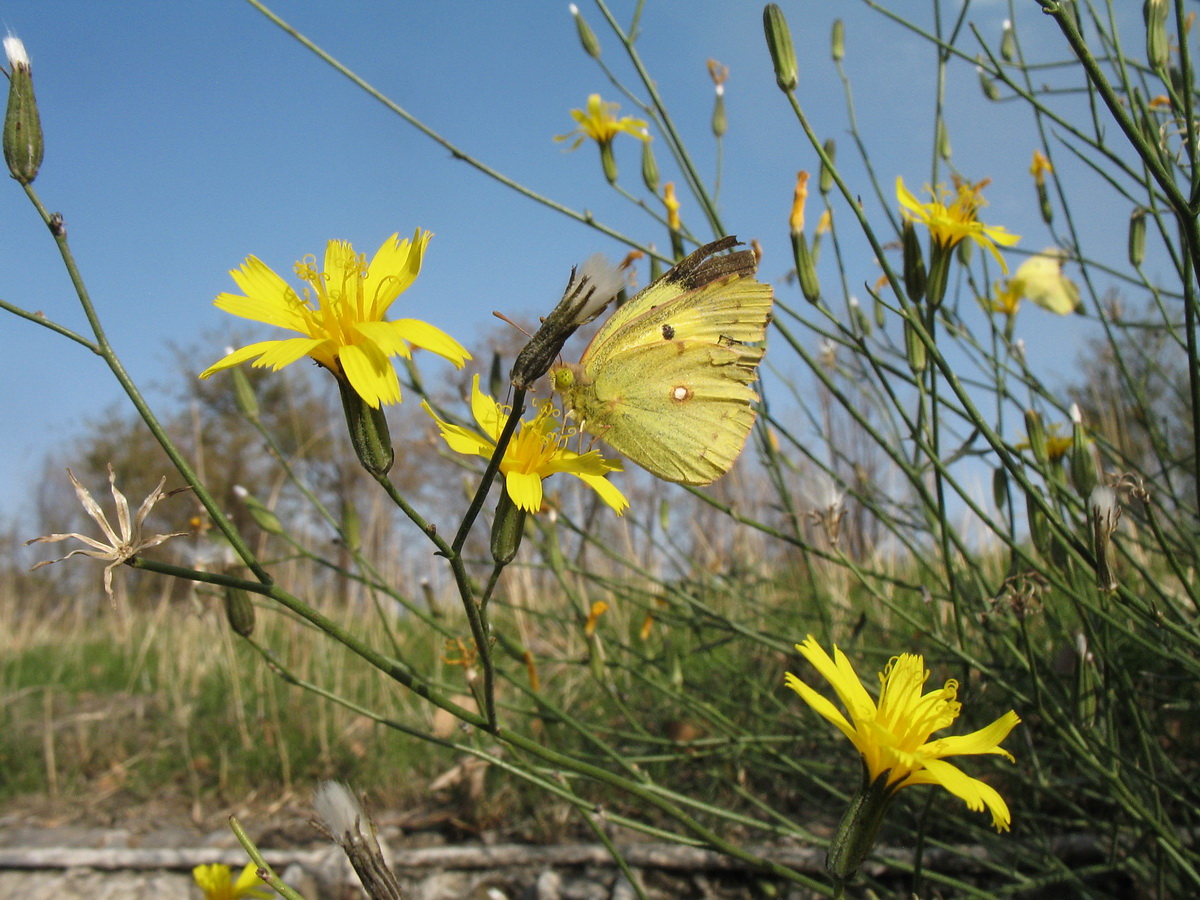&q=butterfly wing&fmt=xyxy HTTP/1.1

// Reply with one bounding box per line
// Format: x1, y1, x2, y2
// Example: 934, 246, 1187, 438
580, 337, 764, 484
554, 237, 773, 485
582, 236, 767, 362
